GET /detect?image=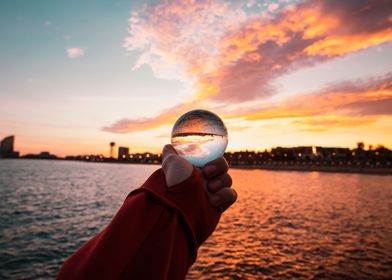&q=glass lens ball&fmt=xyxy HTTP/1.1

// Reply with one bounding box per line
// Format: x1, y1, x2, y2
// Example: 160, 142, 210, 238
171, 109, 228, 167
